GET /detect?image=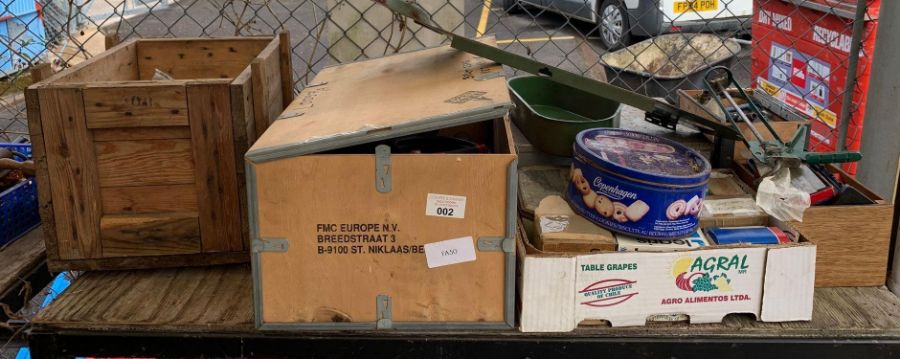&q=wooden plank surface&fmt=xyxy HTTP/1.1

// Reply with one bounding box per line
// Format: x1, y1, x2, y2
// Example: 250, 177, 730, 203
230, 68, 255, 246
84, 84, 188, 129
24, 88, 59, 261
186, 83, 243, 253
29, 263, 900, 338
47, 252, 248, 272
101, 184, 199, 214
34, 265, 254, 333
100, 213, 201, 257
0, 228, 46, 296
39, 87, 102, 260
136, 38, 271, 80
94, 139, 196, 187
278, 32, 294, 106
38, 41, 138, 85
92, 126, 192, 142
250, 38, 284, 137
